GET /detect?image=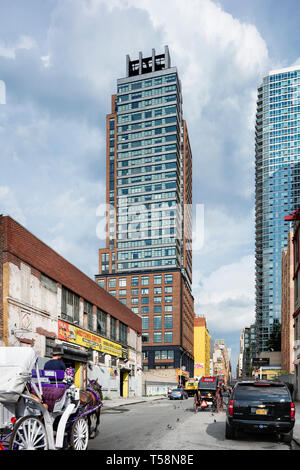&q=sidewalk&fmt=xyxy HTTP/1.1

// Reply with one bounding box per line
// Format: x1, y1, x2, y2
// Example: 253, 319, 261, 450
293, 401, 300, 447
101, 395, 167, 409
